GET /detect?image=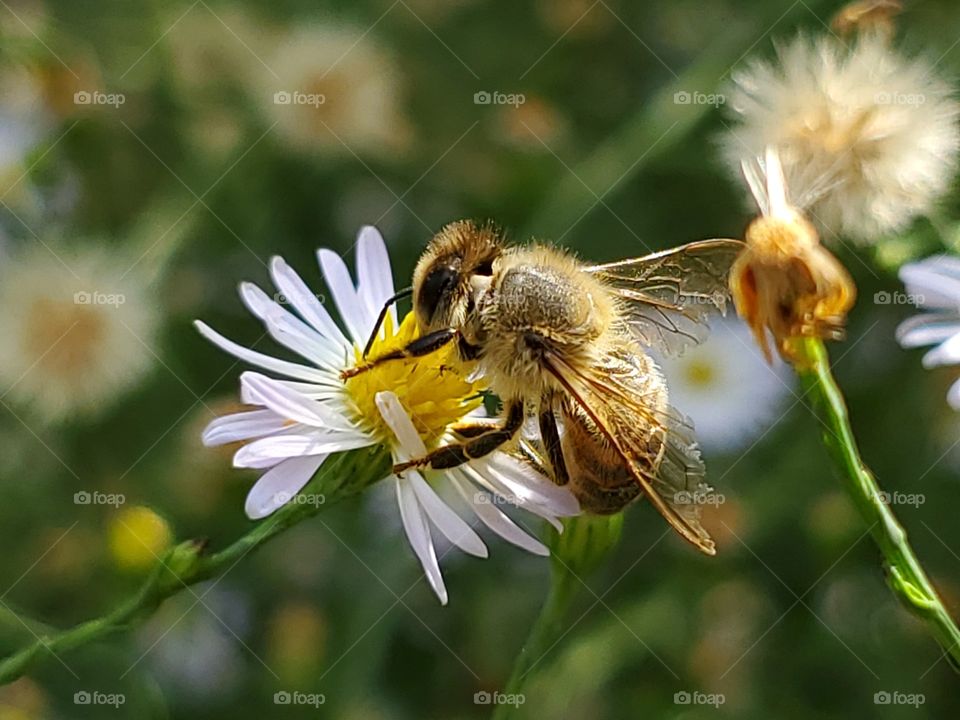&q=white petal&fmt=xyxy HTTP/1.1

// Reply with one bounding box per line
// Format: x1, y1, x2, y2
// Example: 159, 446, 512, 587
318, 248, 371, 345
269, 256, 351, 348
459, 464, 564, 532
241, 372, 356, 431
202, 409, 292, 446
245, 455, 327, 519
899, 260, 960, 309
921, 334, 960, 369
375, 391, 428, 459
895, 313, 960, 349
450, 472, 549, 556
482, 452, 580, 517
409, 472, 487, 558
194, 321, 330, 384
356, 226, 397, 328
396, 477, 448, 605
240, 282, 343, 369
234, 433, 372, 467
948, 378, 960, 410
